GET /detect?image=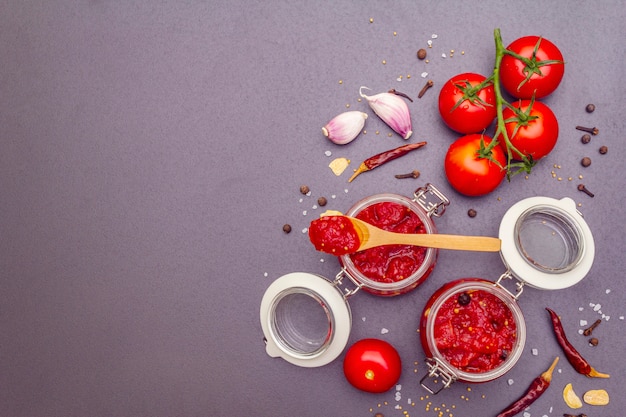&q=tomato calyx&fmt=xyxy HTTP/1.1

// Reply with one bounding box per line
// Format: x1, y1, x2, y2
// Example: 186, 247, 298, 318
503, 37, 565, 93
449, 78, 495, 113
